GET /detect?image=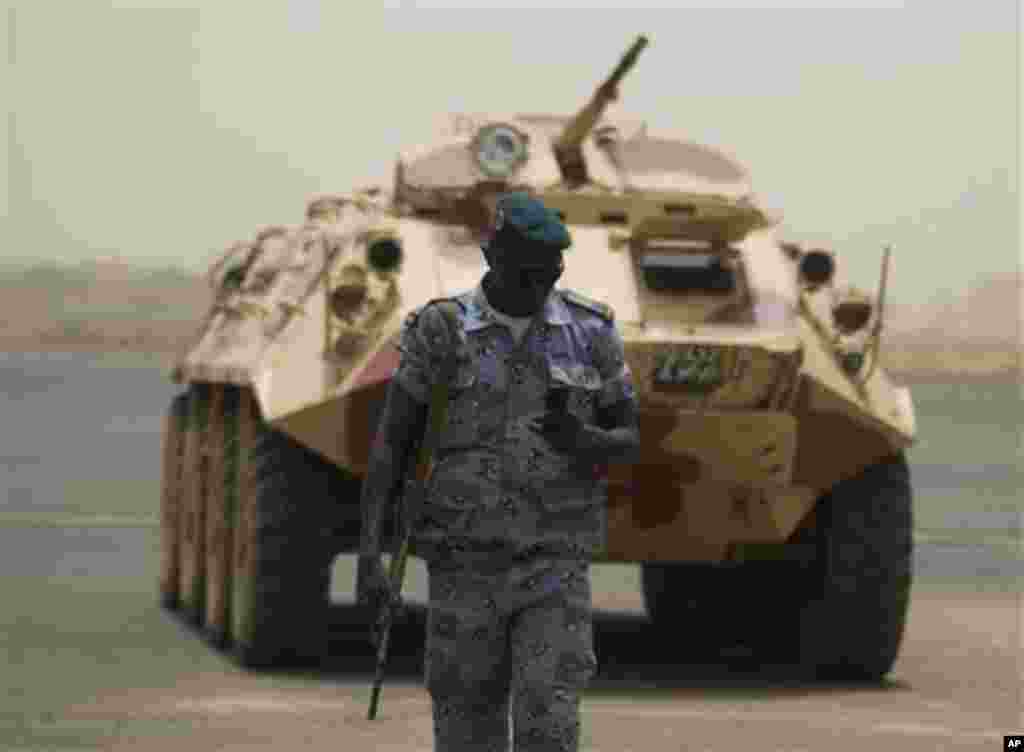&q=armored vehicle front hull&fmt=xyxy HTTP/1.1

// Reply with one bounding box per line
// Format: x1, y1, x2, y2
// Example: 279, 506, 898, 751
170, 202, 913, 567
